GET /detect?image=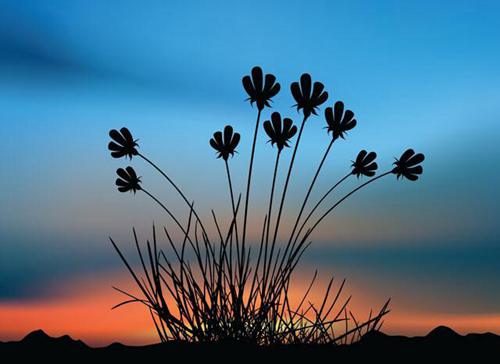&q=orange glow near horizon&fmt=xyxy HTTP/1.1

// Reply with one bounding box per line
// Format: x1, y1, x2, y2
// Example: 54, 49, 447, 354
0, 272, 498, 347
